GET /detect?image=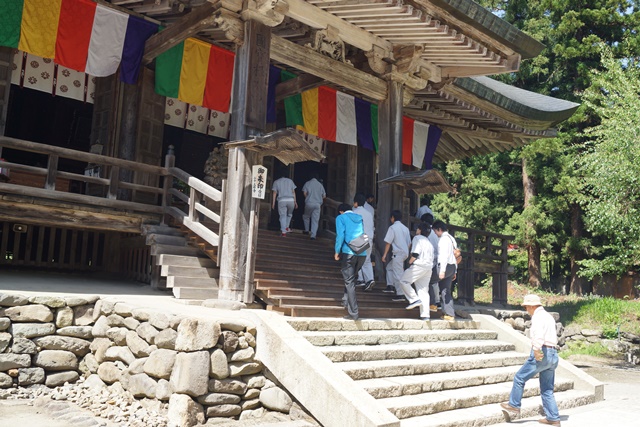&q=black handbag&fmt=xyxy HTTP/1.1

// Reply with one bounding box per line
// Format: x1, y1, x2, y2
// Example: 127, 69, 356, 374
347, 233, 370, 254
